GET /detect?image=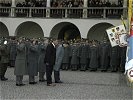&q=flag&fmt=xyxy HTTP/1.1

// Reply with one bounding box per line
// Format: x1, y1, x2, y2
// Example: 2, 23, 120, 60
125, 17, 133, 83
